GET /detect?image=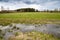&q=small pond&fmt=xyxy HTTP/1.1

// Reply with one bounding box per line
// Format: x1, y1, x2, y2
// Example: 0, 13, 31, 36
0, 23, 60, 40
